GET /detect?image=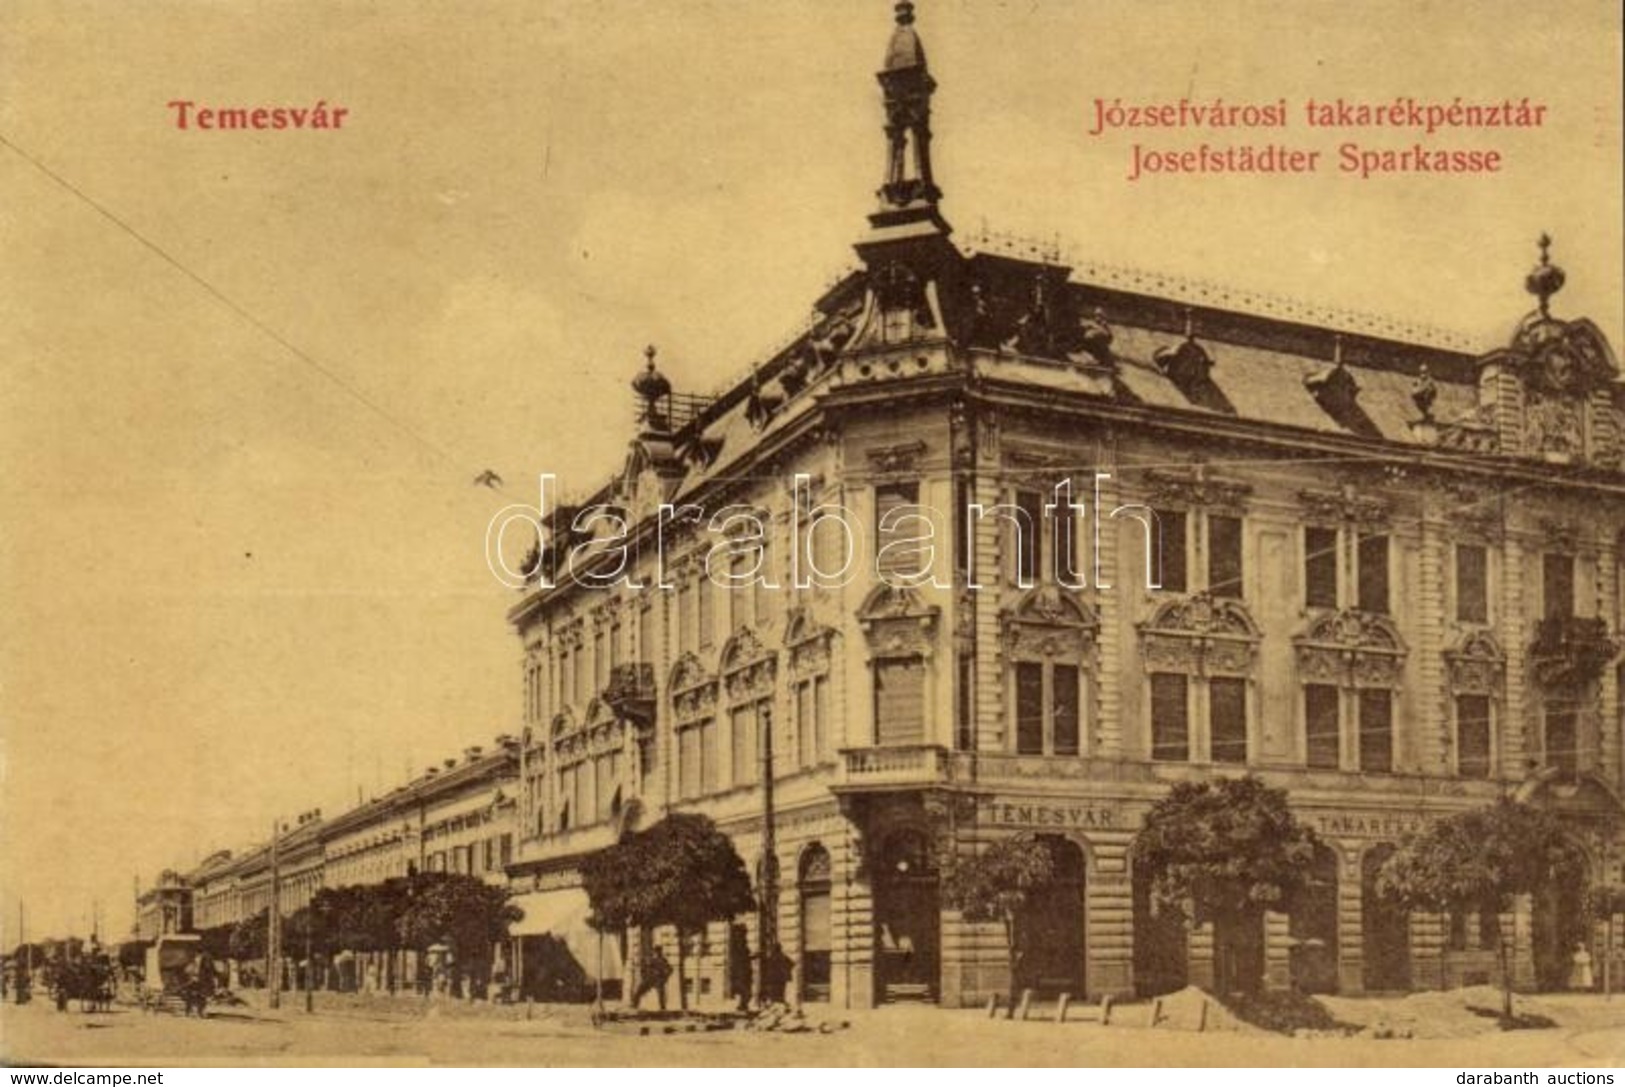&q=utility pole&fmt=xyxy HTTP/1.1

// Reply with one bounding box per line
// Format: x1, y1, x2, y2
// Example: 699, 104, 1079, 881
268, 817, 281, 1010
755, 705, 781, 1008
